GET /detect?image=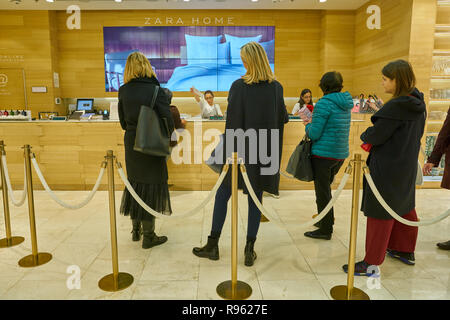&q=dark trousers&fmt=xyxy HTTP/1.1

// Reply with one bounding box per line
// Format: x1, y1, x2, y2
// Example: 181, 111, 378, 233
364, 209, 418, 265
311, 157, 344, 234
210, 182, 263, 241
